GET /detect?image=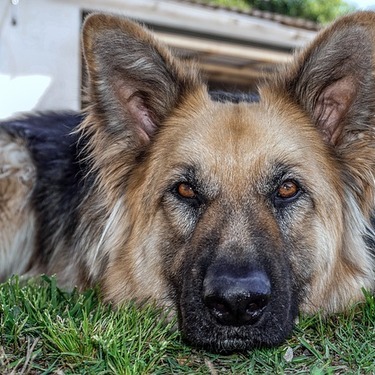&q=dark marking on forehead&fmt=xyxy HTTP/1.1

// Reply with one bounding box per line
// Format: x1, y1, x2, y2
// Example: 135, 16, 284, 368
209, 91, 259, 104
